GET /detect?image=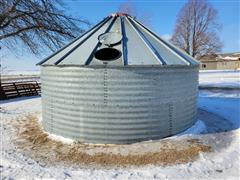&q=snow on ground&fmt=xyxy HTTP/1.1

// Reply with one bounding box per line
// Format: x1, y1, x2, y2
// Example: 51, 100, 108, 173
1, 92, 239, 179
199, 91, 240, 129
47, 133, 75, 144
2, 70, 40, 76
1, 70, 40, 82
1, 70, 240, 179
178, 120, 207, 136
199, 70, 240, 89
